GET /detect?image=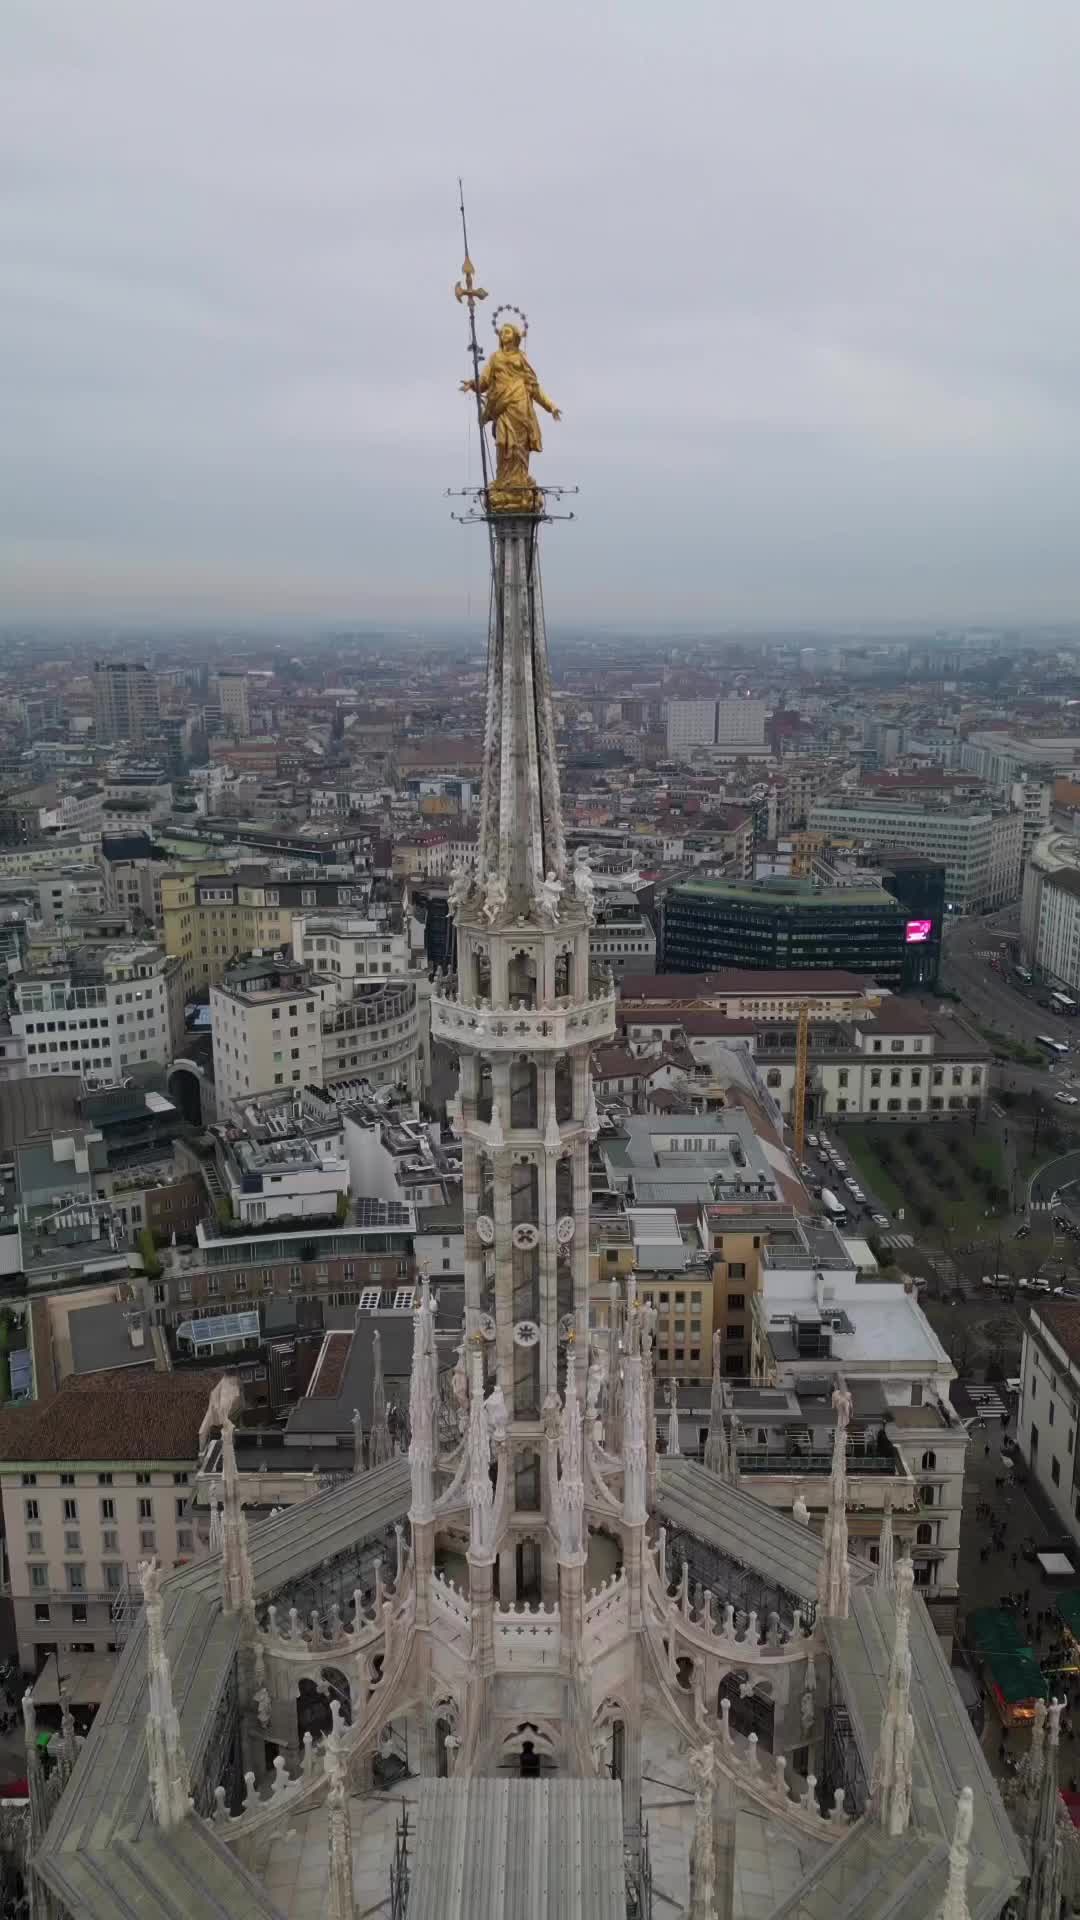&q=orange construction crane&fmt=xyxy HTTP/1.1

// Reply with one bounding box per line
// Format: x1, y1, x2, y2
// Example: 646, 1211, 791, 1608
791, 993, 882, 1161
